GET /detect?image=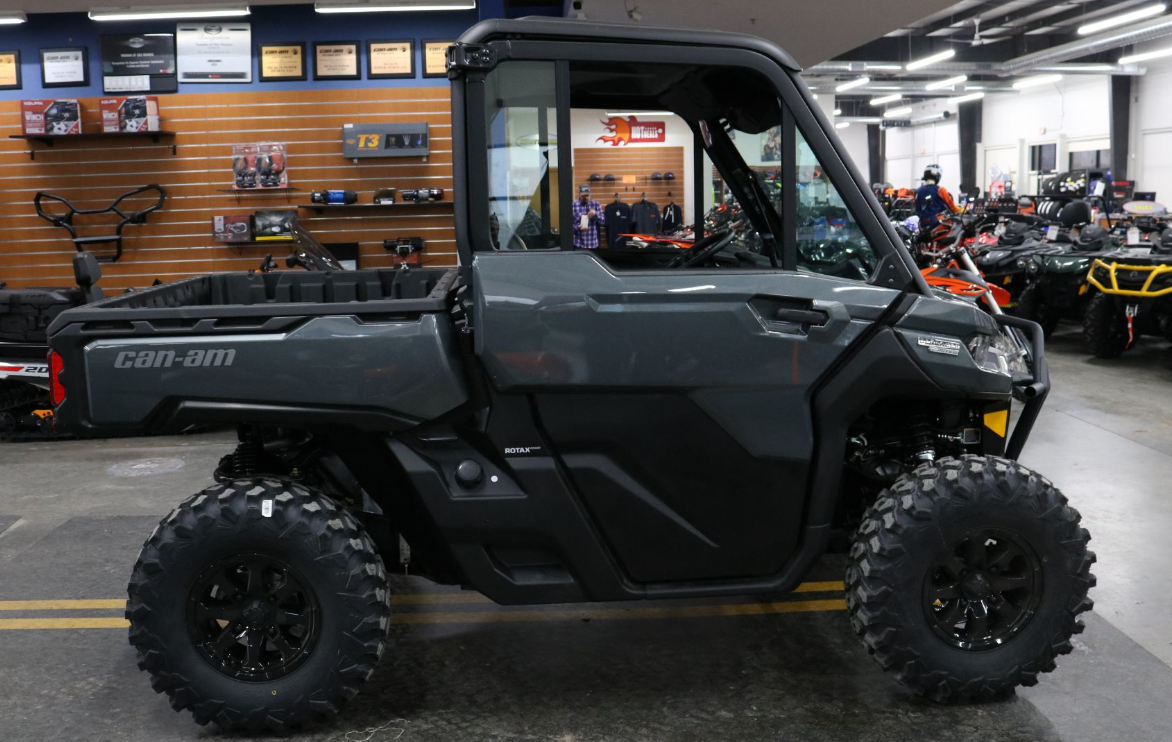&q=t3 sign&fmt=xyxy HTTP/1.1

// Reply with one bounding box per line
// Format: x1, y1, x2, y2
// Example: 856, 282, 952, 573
597, 115, 666, 146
